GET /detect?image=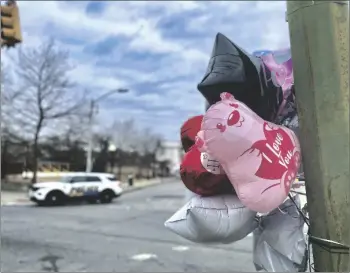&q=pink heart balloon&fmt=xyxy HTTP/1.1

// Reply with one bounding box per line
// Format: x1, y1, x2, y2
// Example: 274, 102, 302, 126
196, 92, 301, 213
